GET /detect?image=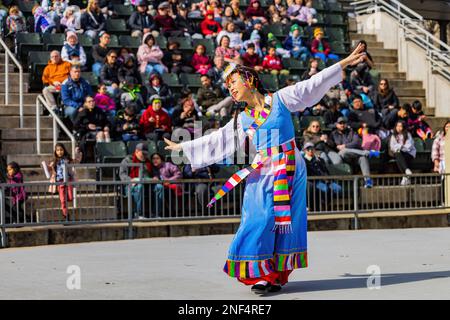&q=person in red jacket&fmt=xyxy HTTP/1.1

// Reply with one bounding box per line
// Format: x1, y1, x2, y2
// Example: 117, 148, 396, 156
200, 10, 222, 38
262, 46, 289, 75
242, 43, 263, 72
139, 94, 172, 143
310, 27, 340, 63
